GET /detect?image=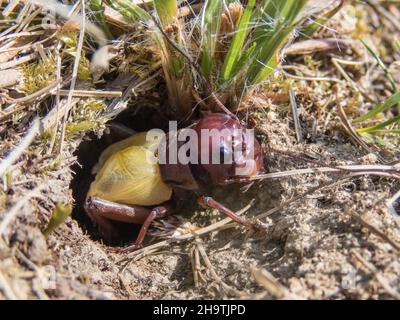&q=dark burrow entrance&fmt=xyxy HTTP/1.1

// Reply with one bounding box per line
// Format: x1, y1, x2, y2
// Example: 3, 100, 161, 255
70, 107, 175, 247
